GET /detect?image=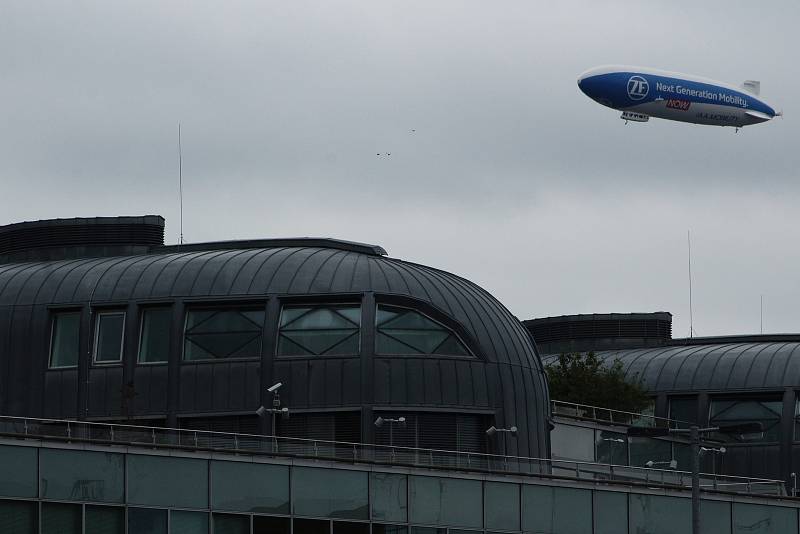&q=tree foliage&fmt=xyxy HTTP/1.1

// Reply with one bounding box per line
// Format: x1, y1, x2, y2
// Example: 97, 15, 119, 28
545, 352, 651, 413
